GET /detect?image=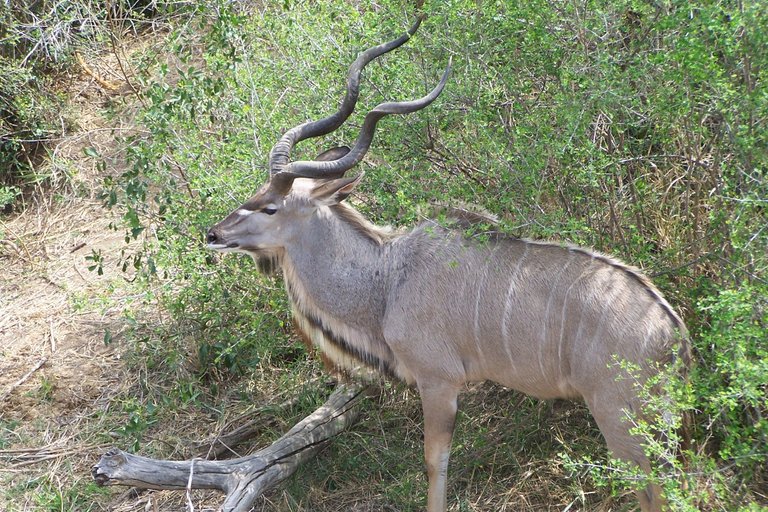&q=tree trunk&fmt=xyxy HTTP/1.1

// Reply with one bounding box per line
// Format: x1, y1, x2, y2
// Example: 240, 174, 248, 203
92, 383, 367, 512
